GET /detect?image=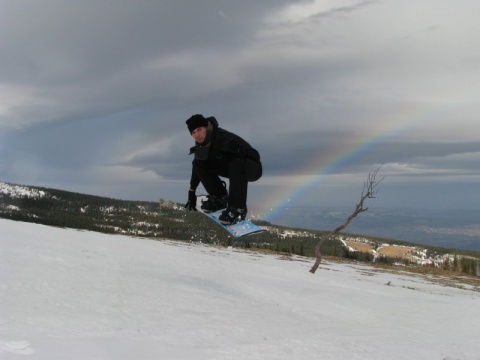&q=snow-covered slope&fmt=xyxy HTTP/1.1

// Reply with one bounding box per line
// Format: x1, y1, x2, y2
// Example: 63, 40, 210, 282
1, 218, 479, 360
